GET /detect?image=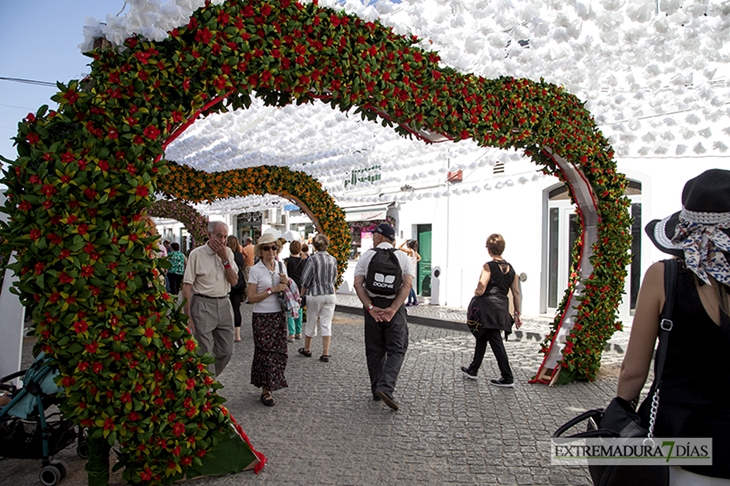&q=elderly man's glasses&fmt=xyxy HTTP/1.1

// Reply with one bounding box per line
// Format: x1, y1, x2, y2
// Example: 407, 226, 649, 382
261, 245, 277, 251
